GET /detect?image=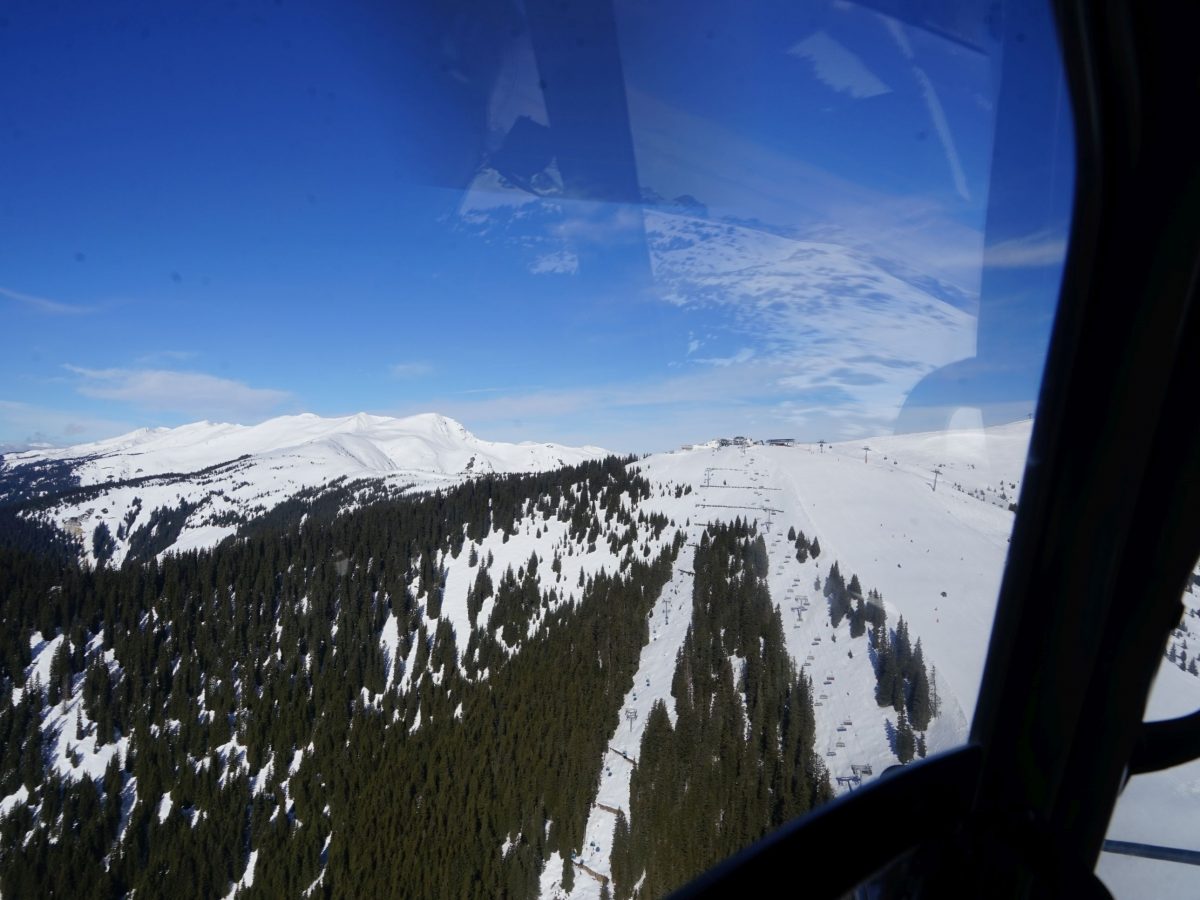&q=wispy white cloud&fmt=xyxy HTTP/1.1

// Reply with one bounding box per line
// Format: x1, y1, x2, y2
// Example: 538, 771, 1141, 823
64, 365, 290, 418
389, 361, 433, 378
425, 202, 981, 447
530, 250, 579, 275
693, 347, 755, 367
625, 88, 985, 293
463, 83, 988, 294
643, 210, 976, 433
554, 204, 644, 245
443, 64, 995, 446
789, 30, 892, 99
0, 285, 94, 315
